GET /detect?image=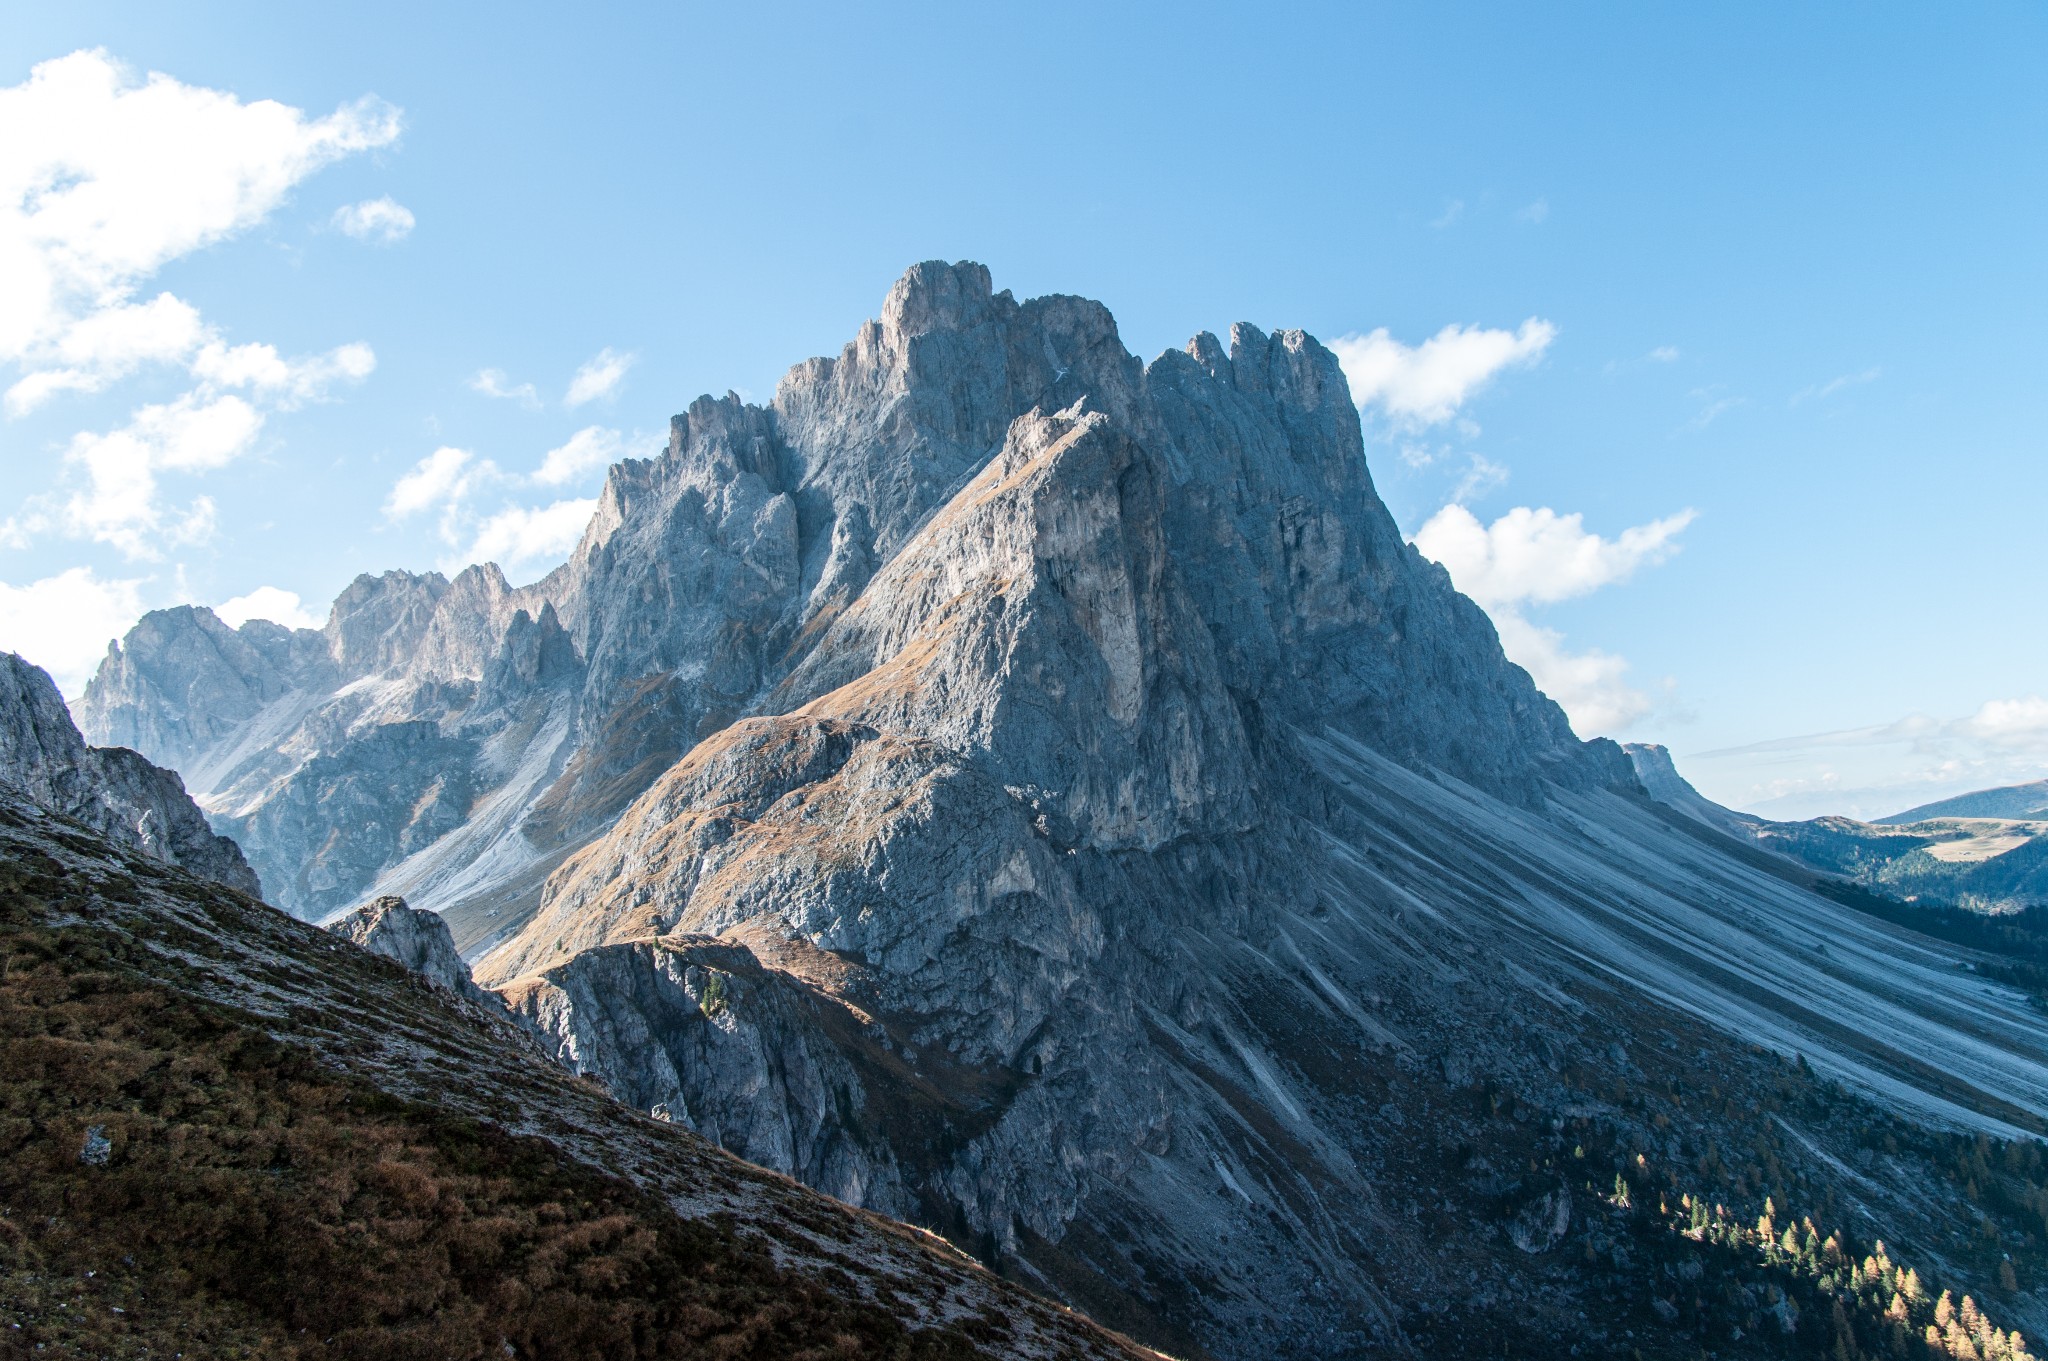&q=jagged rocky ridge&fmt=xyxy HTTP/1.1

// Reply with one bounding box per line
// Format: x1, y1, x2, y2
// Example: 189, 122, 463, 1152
79, 261, 1604, 934
0, 651, 258, 895
81, 264, 2048, 1358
